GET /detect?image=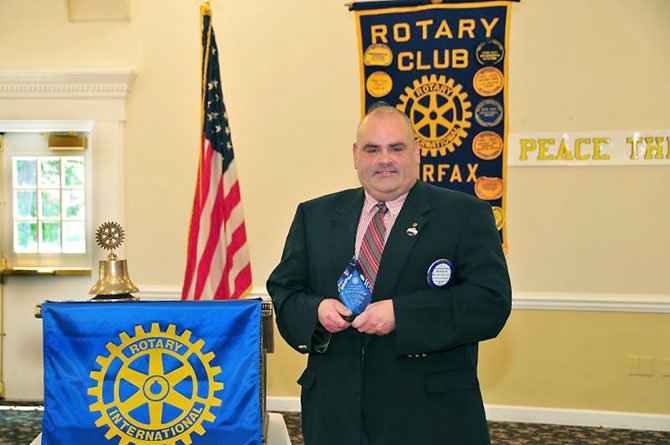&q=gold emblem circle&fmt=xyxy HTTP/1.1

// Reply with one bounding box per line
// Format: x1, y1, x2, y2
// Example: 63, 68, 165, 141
492, 206, 505, 231
364, 44, 393, 67
366, 71, 393, 98
473, 67, 504, 97
472, 131, 503, 160
475, 177, 504, 201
